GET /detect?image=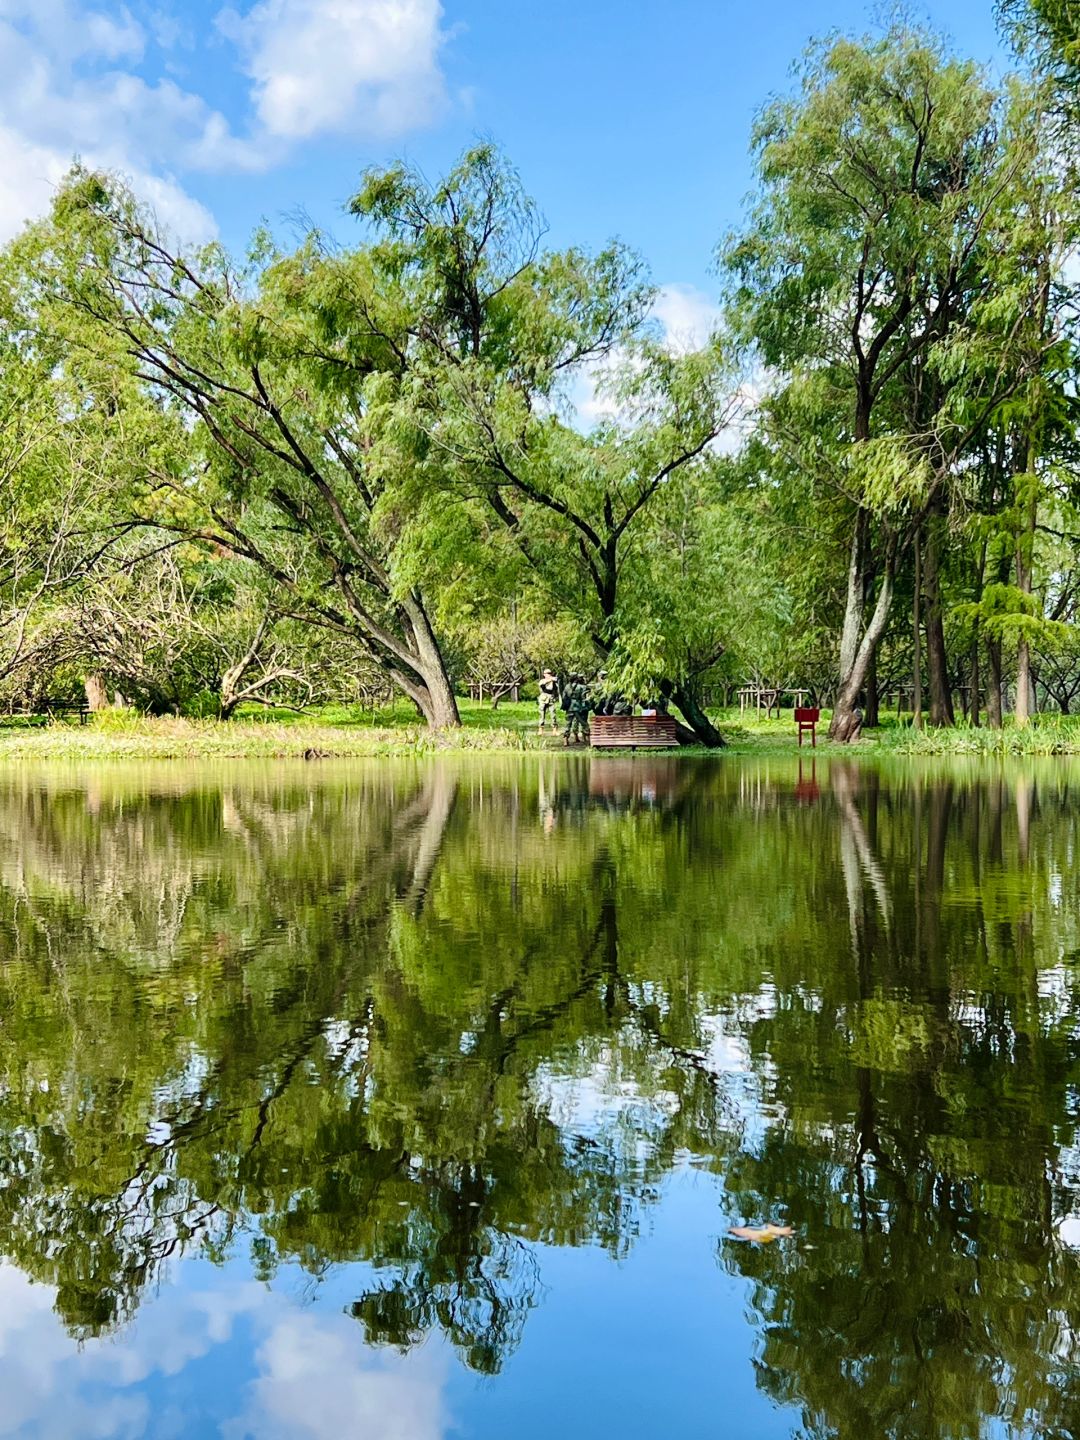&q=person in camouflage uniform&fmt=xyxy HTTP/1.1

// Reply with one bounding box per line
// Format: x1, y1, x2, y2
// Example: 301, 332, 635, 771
562, 674, 591, 745
537, 668, 560, 732
594, 669, 631, 717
